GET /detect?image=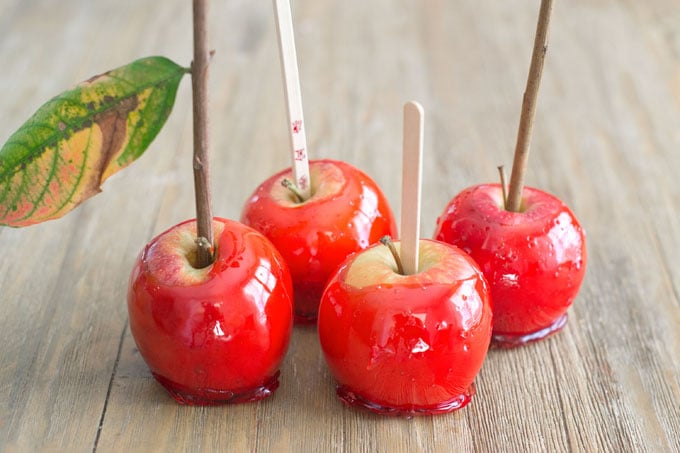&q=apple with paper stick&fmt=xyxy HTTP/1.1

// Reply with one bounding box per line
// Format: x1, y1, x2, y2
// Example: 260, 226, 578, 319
241, 0, 396, 323
241, 159, 396, 323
